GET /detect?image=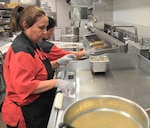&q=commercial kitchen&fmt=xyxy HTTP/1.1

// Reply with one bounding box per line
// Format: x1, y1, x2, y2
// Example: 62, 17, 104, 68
0, 0, 150, 128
